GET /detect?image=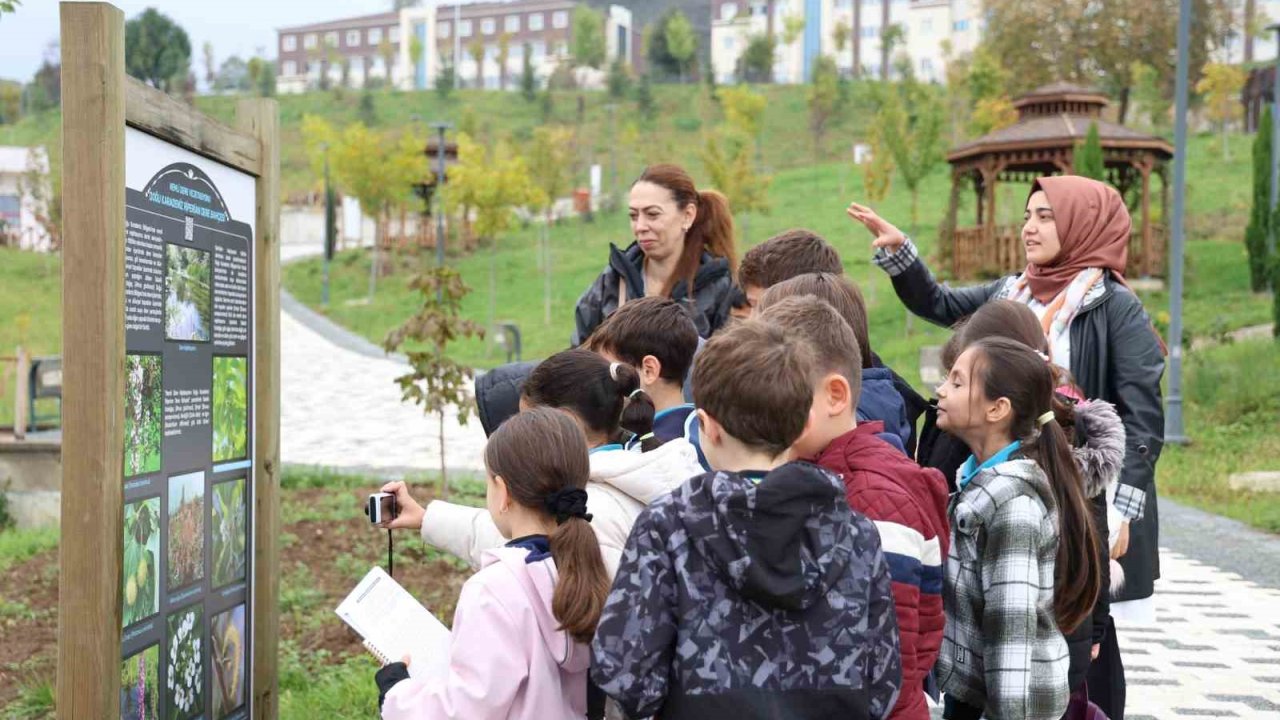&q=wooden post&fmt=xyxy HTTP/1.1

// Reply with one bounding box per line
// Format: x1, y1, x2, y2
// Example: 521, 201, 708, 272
237, 98, 282, 720
57, 3, 127, 717
1140, 160, 1153, 277
14, 346, 29, 440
